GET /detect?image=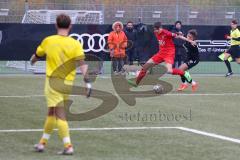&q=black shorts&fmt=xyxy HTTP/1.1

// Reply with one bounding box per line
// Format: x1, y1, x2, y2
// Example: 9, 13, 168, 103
227, 45, 240, 59
184, 59, 199, 69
